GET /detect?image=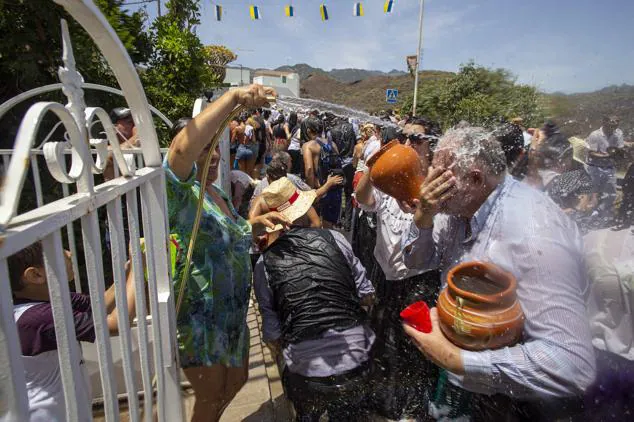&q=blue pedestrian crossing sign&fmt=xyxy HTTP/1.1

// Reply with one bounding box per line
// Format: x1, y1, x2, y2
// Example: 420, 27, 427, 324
386, 89, 398, 104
